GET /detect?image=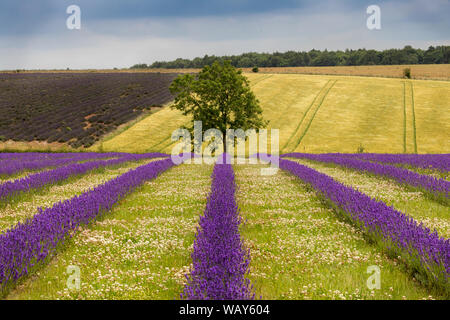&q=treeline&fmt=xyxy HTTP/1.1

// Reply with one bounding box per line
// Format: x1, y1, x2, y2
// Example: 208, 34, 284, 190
132, 46, 450, 69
